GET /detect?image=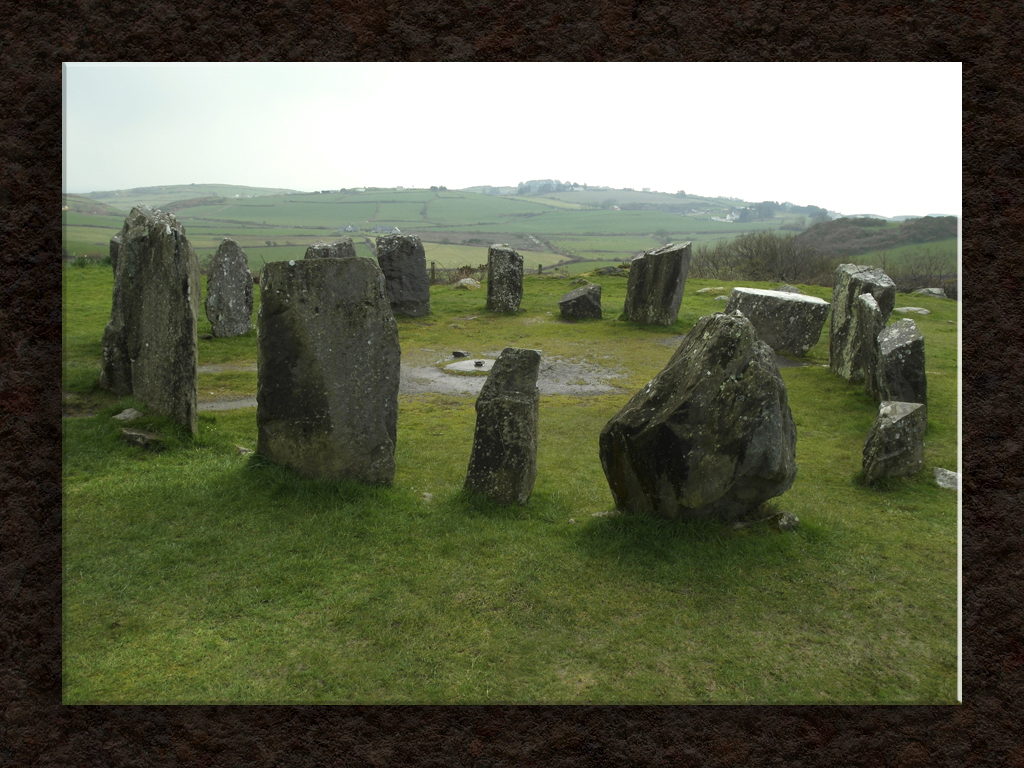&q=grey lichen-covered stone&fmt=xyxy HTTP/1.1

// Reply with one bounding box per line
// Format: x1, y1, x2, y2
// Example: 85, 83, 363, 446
830, 264, 896, 381
559, 283, 602, 319
622, 242, 692, 326
723, 287, 830, 356
854, 293, 887, 401
375, 234, 431, 317
205, 239, 254, 338
464, 347, 541, 505
256, 258, 400, 484
862, 401, 927, 482
486, 244, 524, 312
109, 234, 122, 271
933, 467, 959, 490
877, 318, 927, 407
100, 206, 201, 435
304, 240, 357, 260
599, 311, 797, 522
453, 278, 482, 290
